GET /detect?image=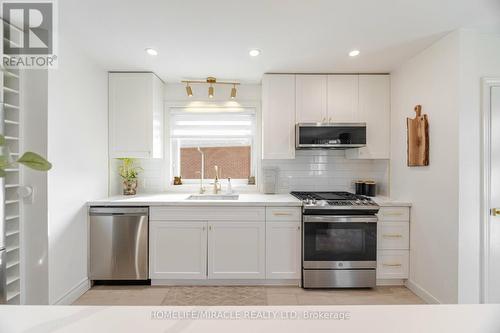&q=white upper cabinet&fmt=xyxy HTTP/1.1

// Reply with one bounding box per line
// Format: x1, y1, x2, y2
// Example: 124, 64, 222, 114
109, 72, 164, 159
327, 75, 359, 122
346, 75, 390, 159
295, 75, 328, 123
262, 74, 296, 159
